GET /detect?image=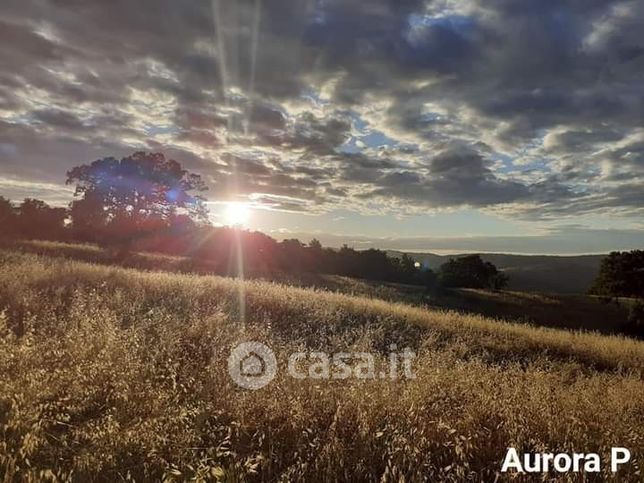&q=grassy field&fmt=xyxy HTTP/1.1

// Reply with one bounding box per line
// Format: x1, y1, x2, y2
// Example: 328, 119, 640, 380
286, 277, 632, 336
2, 239, 633, 336
1, 249, 643, 481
